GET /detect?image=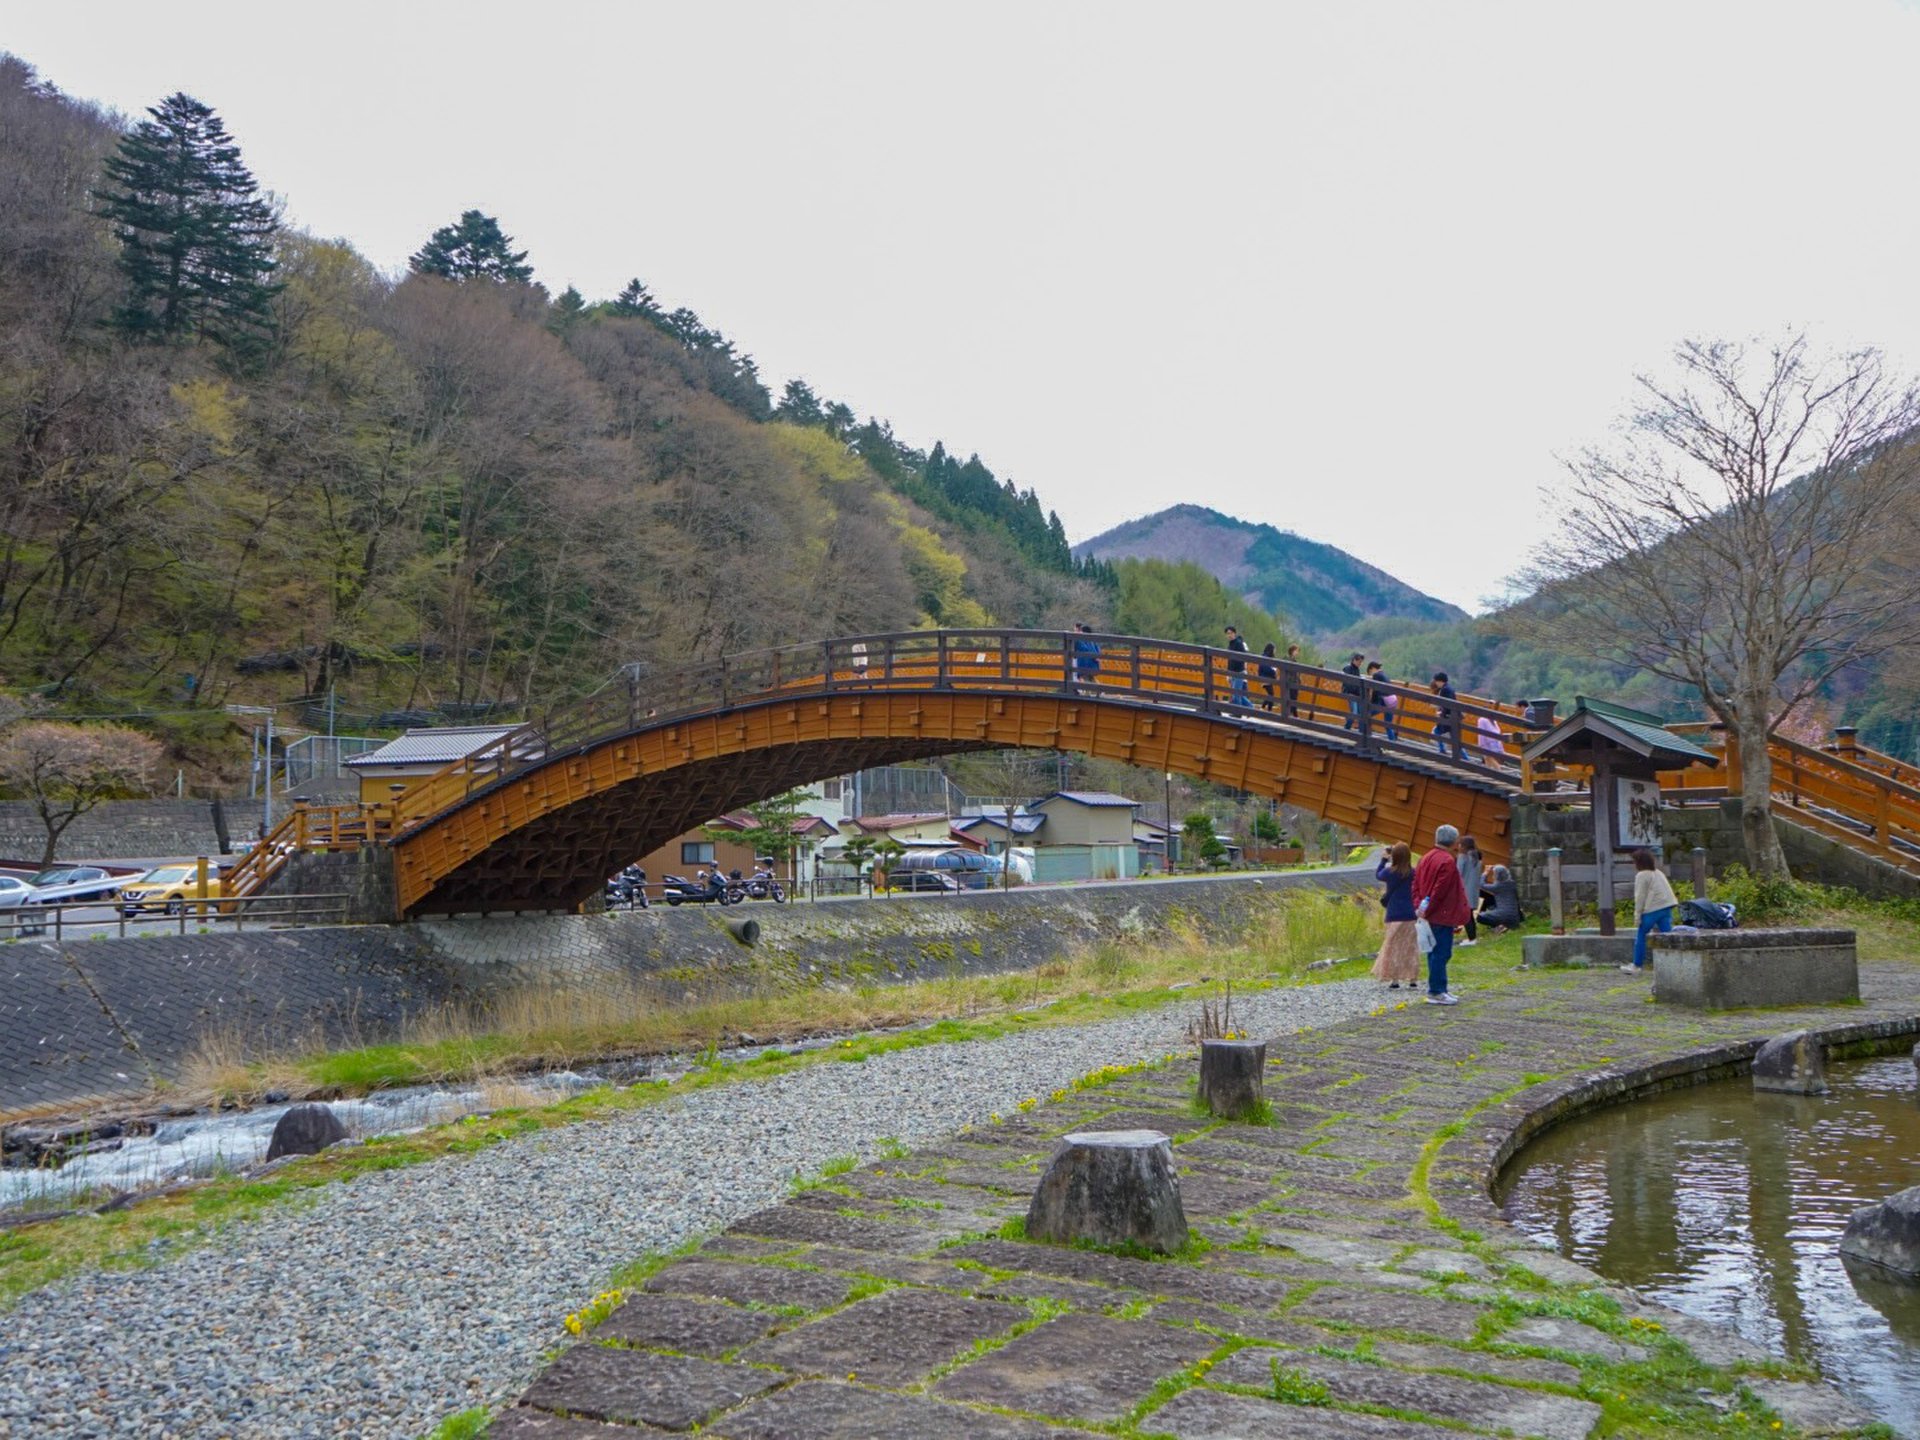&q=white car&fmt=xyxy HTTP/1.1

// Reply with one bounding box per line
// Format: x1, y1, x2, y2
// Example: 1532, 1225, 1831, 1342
23, 865, 125, 905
